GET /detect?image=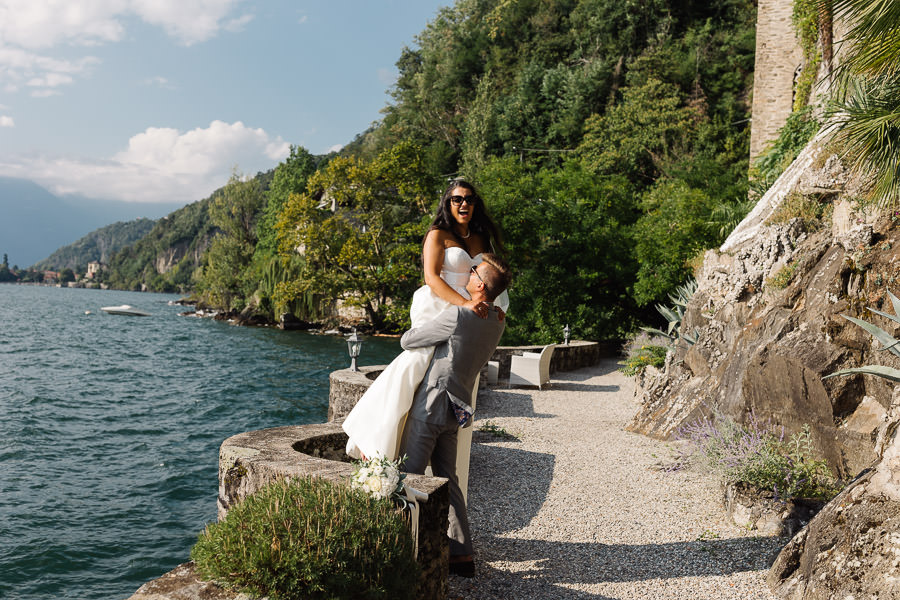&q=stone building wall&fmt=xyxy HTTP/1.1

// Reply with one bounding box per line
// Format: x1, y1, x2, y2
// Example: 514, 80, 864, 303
749, 0, 803, 162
